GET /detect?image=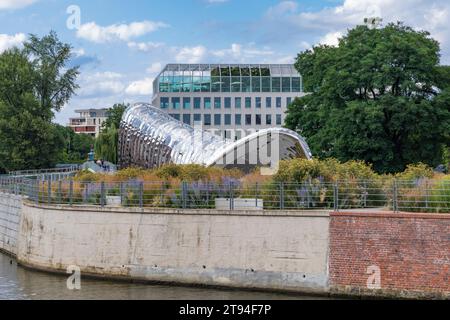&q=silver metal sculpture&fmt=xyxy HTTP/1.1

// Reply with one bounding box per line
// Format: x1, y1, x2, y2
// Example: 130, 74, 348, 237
118, 103, 312, 170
